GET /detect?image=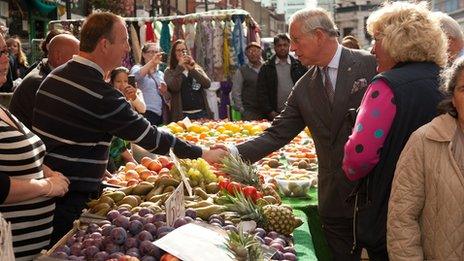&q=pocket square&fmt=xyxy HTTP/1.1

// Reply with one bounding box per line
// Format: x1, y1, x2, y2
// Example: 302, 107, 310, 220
351, 78, 368, 94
